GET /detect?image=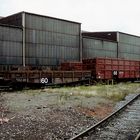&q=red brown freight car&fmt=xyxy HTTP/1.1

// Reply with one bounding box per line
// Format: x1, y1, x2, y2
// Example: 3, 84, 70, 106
0, 57, 139, 88
0, 70, 91, 85
60, 62, 83, 71
83, 57, 140, 81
